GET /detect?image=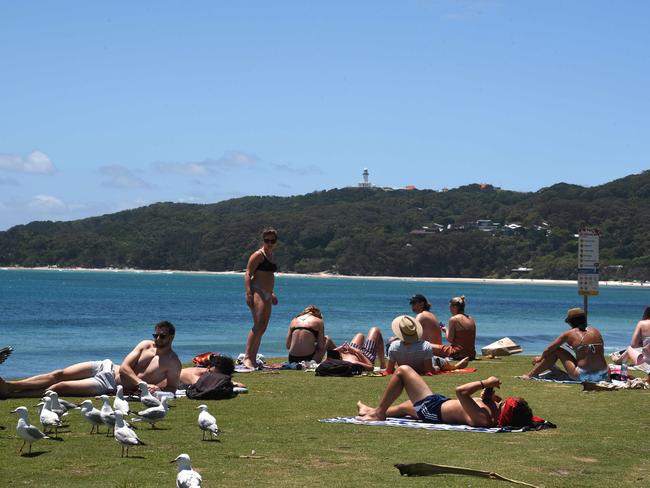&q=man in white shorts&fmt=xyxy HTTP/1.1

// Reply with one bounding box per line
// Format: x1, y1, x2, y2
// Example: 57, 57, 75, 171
0, 321, 181, 398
